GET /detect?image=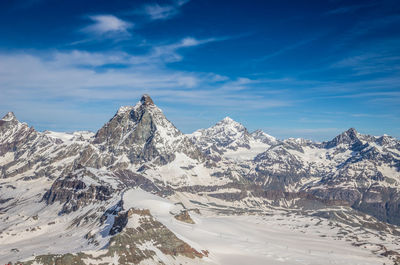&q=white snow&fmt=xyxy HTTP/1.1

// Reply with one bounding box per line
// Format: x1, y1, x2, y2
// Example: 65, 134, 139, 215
224, 139, 269, 161
122, 188, 391, 265
44, 130, 94, 144
142, 153, 230, 187
117, 105, 135, 115
0, 152, 14, 166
